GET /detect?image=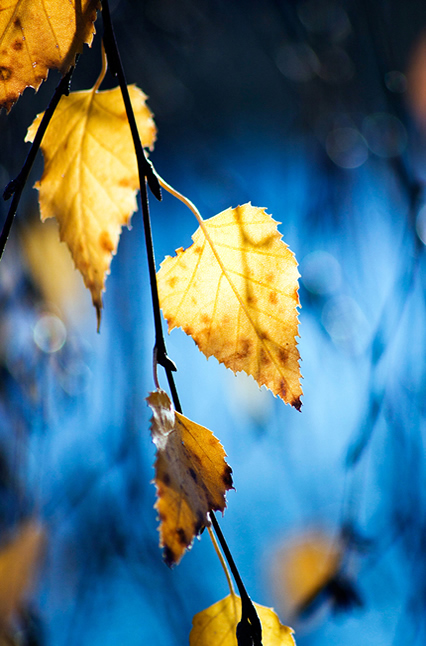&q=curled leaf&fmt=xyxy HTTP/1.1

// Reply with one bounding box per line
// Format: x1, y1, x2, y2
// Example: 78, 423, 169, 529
157, 203, 302, 409
190, 594, 296, 646
147, 389, 233, 566
26, 84, 156, 329
0, 0, 99, 112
